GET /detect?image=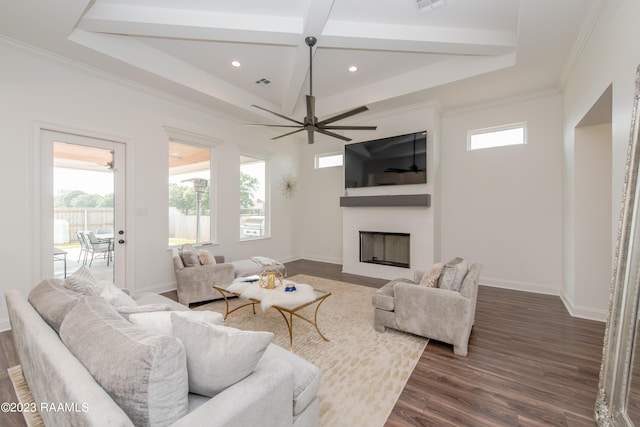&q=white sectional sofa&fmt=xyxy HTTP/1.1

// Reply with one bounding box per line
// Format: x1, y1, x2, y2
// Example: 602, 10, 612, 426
5, 272, 320, 427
